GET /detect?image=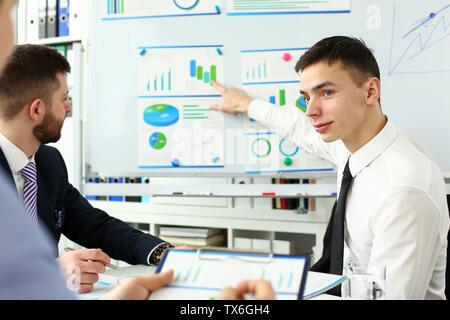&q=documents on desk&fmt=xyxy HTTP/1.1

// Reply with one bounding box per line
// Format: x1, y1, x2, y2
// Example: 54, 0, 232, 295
148, 249, 310, 300
77, 255, 345, 300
